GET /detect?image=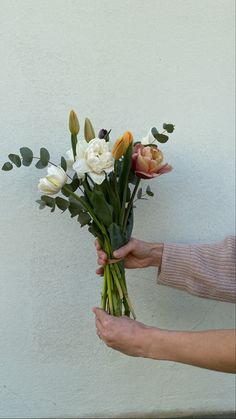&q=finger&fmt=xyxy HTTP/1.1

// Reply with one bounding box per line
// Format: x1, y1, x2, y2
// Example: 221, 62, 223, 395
97, 255, 107, 265
92, 307, 109, 323
95, 239, 101, 250
113, 239, 135, 259
96, 267, 104, 275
